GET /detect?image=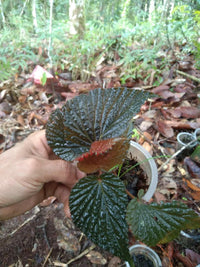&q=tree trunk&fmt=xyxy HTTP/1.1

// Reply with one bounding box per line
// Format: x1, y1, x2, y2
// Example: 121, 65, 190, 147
20, 0, 29, 16
32, 0, 38, 33
69, 0, 85, 39
149, 0, 155, 22
169, 0, 175, 17
121, 0, 131, 20
0, 0, 6, 28
48, 0, 54, 67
